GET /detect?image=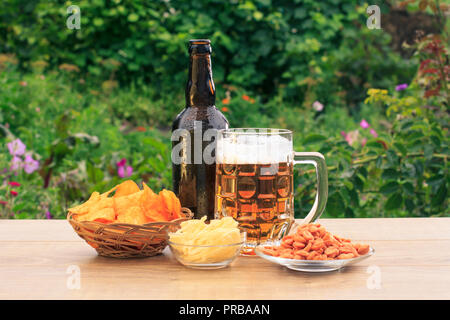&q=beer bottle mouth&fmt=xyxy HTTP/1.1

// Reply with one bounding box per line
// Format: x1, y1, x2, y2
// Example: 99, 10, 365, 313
189, 39, 210, 45
189, 39, 212, 54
